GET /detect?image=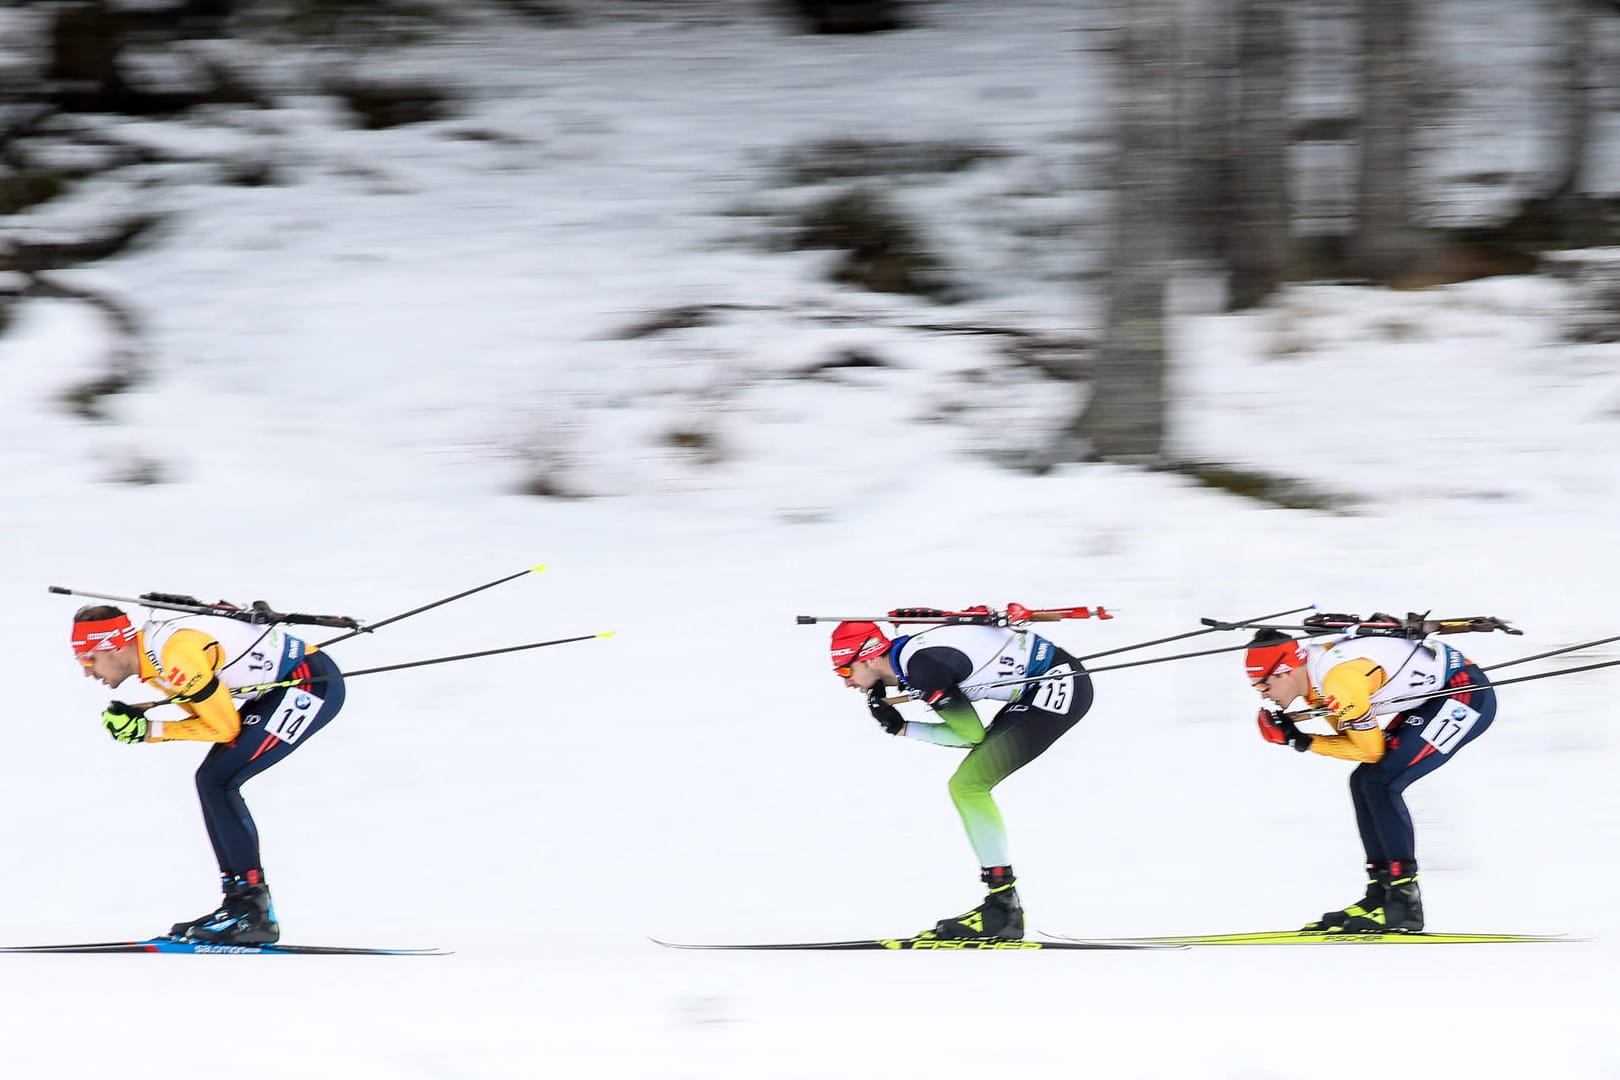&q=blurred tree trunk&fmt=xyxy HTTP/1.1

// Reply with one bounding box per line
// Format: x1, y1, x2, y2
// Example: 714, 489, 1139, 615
1226, 0, 1290, 309
1178, 0, 1233, 266
1540, 0, 1599, 245
48, 2, 134, 113
782, 0, 906, 33
1067, 1, 1178, 462
1348, 0, 1429, 282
